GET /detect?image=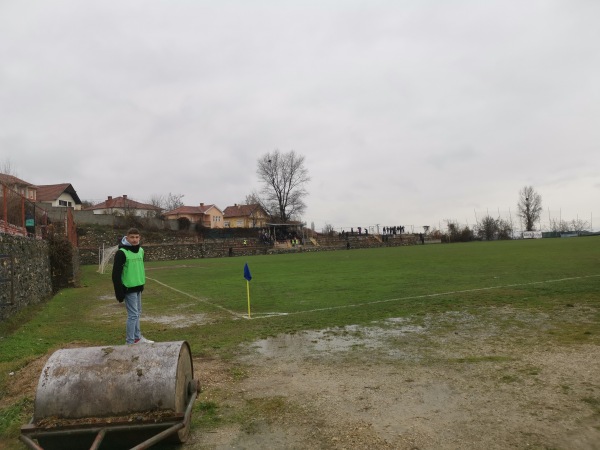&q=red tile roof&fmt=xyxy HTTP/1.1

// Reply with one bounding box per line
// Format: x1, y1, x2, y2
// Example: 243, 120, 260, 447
0, 173, 36, 187
86, 195, 160, 211
164, 206, 205, 216
36, 183, 82, 204
164, 204, 222, 216
223, 204, 266, 218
